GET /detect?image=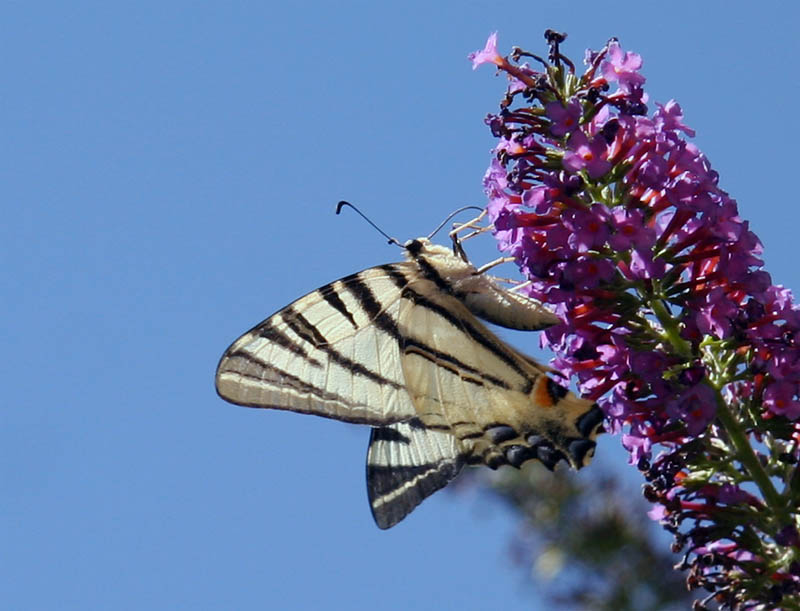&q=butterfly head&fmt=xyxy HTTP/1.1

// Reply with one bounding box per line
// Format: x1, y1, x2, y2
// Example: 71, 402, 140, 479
403, 237, 465, 264
402, 237, 431, 256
